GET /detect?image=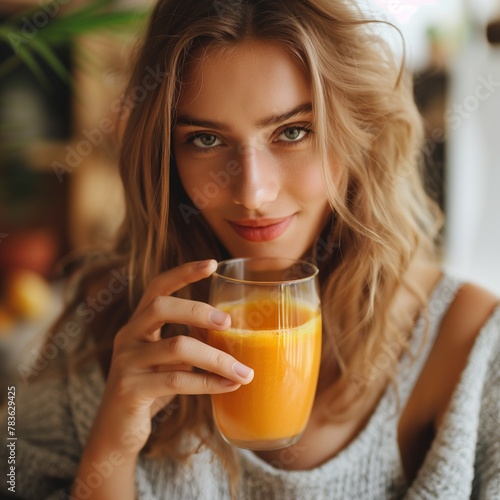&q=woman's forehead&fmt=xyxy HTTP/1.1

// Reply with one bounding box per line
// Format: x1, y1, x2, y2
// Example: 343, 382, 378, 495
176, 40, 312, 119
